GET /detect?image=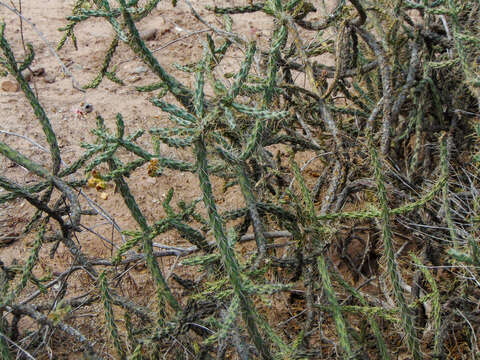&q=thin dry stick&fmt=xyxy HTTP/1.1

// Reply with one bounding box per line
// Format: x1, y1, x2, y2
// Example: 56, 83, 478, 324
19, 266, 83, 305
0, 330, 36, 360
